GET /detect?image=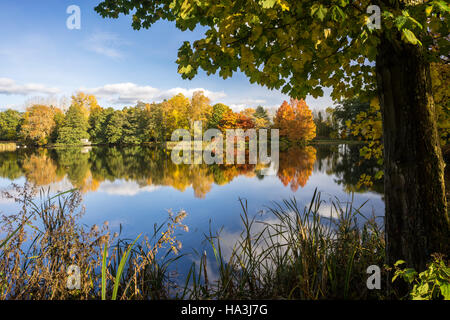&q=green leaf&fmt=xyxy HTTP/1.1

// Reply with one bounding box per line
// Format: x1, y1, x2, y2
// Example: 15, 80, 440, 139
260, 0, 276, 9
112, 233, 141, 300
101, 242, 108, 300
407, 16, 423, 30
0, 225, 21, 249
403, 268, 418, 283
395, 15, 408, 30
432, 0, 450, 13
316, 5, 328, 21
331, 6, 346, 21
374, 170, 384, 180
401, 29, 421, 45
417, 282, 429, 296
310, 4, 319, 16
394, 260, 406, 267
440, 283, 450, 300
